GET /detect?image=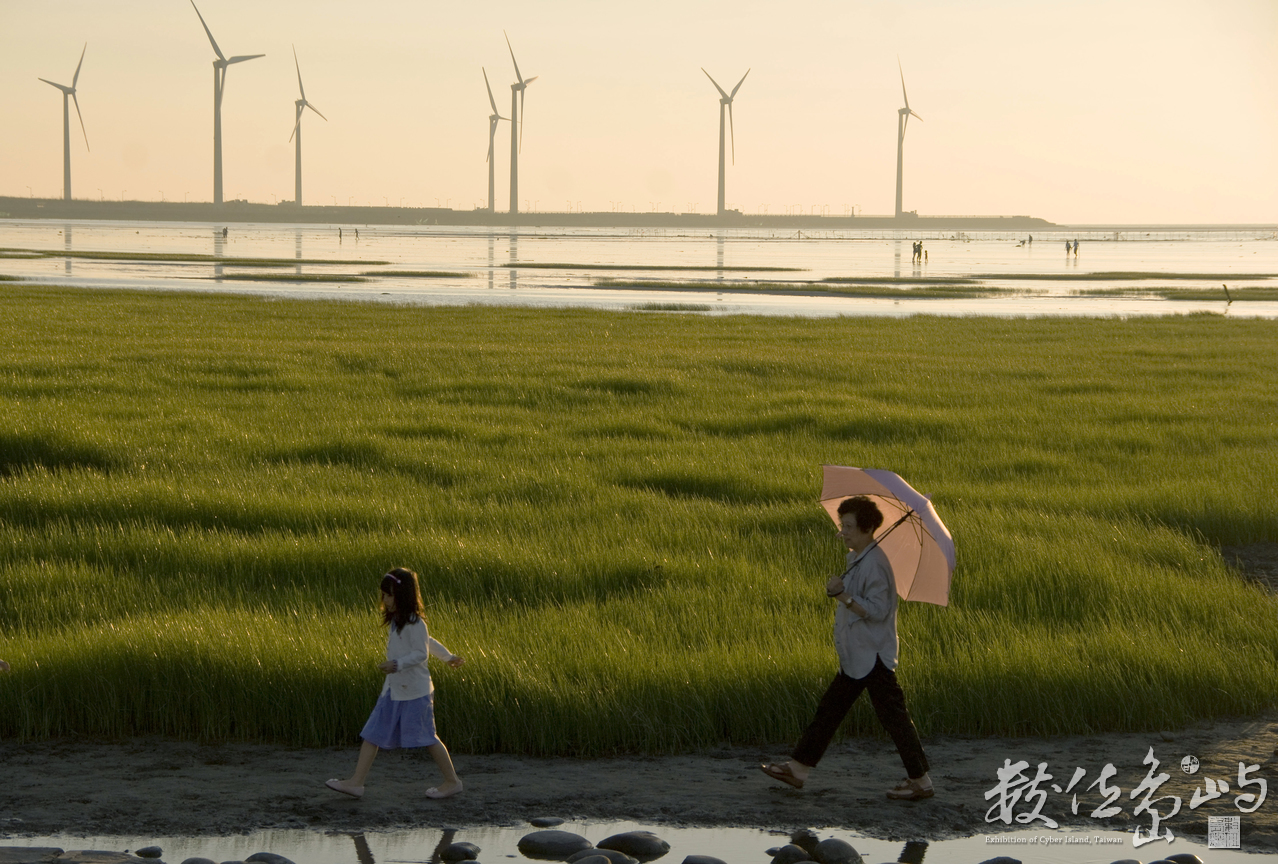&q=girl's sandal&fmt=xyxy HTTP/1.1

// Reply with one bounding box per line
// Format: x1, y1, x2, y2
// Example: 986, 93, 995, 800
425, 781, 463, 799
325, 778, 364, 799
